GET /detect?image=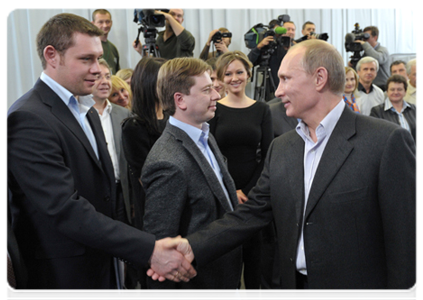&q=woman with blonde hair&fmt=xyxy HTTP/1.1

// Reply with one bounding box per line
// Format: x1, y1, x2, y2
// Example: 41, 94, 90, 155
110, 75, 132, 109
116, 68, 133, 87
343, 66, 360, 113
